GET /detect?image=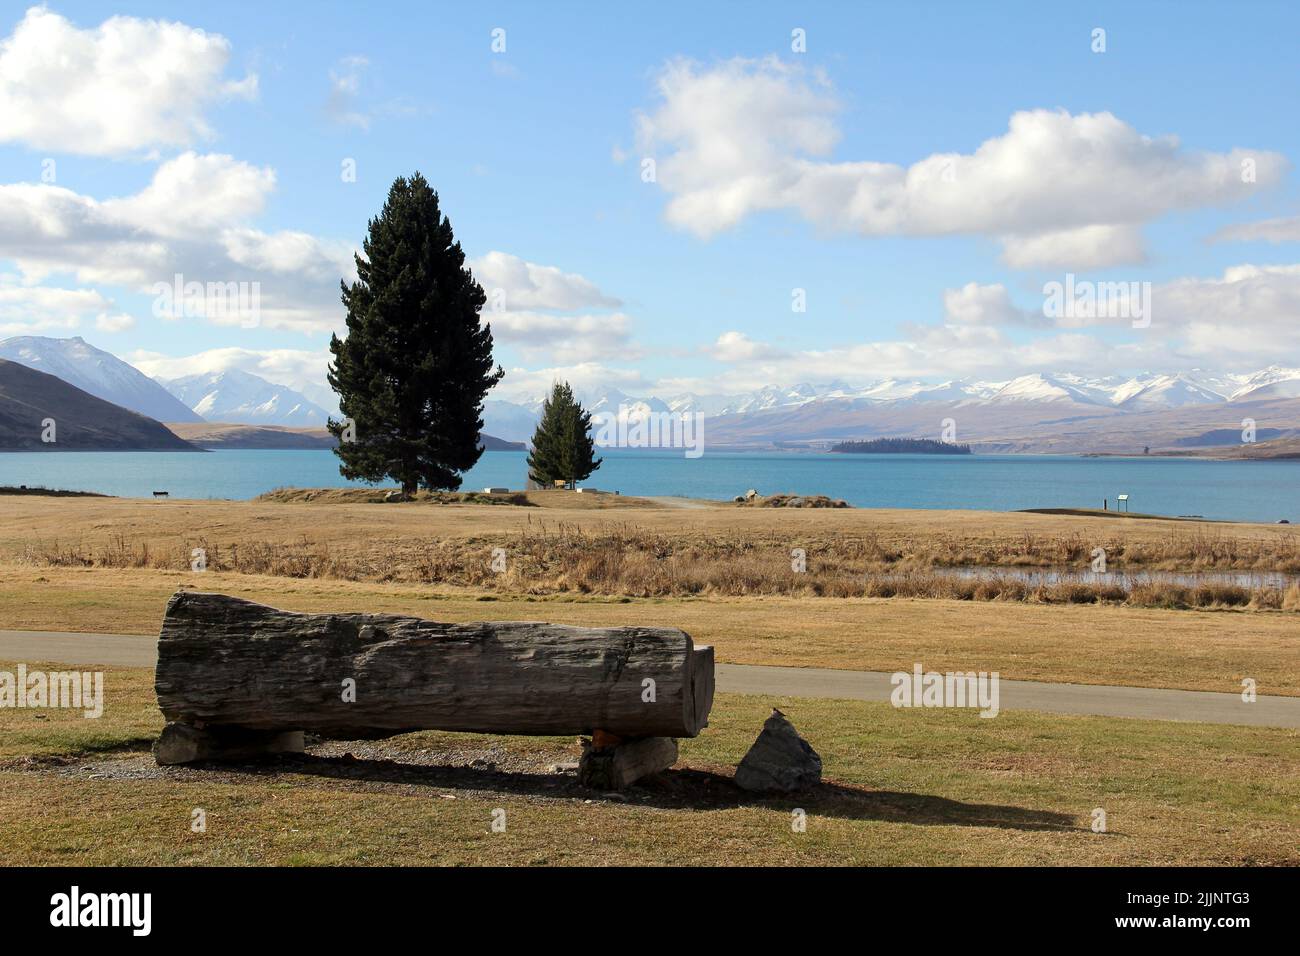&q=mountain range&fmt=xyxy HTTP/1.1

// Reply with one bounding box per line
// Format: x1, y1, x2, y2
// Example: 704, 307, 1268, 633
0, 336, 524, 452
483, 368, 1300, 452
3, 335, 1295, 453
0, 336, 328, 427
655, 367, 1300, 415
159, 369, 331, 427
